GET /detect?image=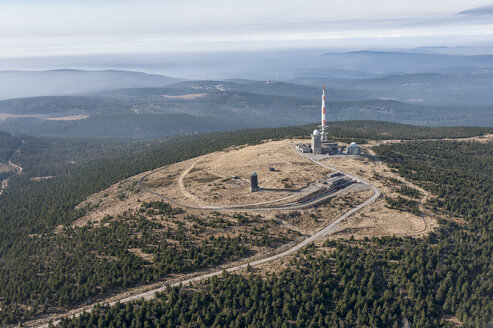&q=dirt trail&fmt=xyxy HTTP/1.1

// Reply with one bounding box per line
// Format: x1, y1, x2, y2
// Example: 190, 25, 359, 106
177, 155, 209, 206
